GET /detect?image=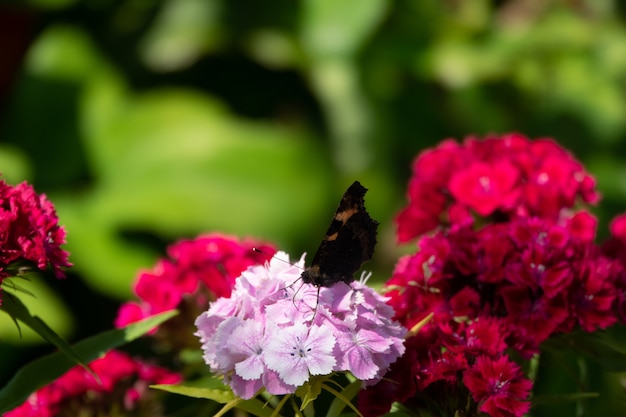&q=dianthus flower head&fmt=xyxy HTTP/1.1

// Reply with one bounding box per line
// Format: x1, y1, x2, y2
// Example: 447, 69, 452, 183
115, 234, 274, 349
396, 133, 599, 242
0, 180, 71, 294
602, 213, 626, 323
388, 217, 621, 358
361, 215, 623, 417
463, 355, 533, 417
5, 350, 181, 417
194, 251, 406, 399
